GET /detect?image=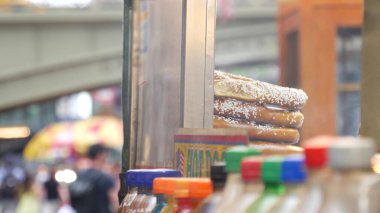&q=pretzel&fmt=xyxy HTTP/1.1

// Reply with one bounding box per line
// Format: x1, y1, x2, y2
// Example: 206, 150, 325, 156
248, 142, 304, 155
213, 116, 300, 144
214, 98, 304, 128
214, 71, 308, 110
